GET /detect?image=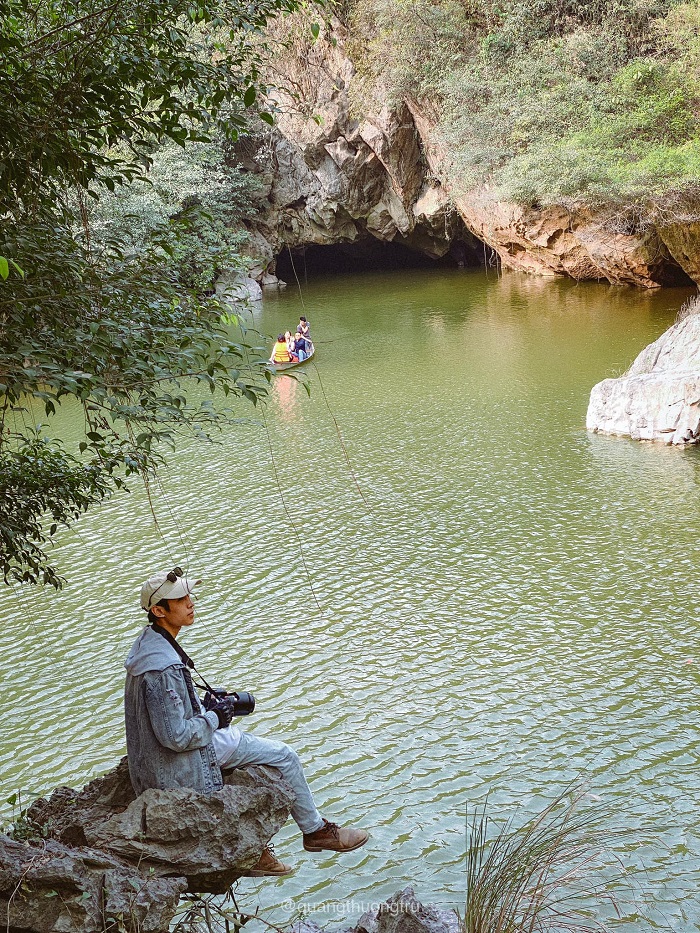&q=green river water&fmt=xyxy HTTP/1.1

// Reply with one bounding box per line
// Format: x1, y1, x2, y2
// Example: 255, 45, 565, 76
2, 267, 700, 929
